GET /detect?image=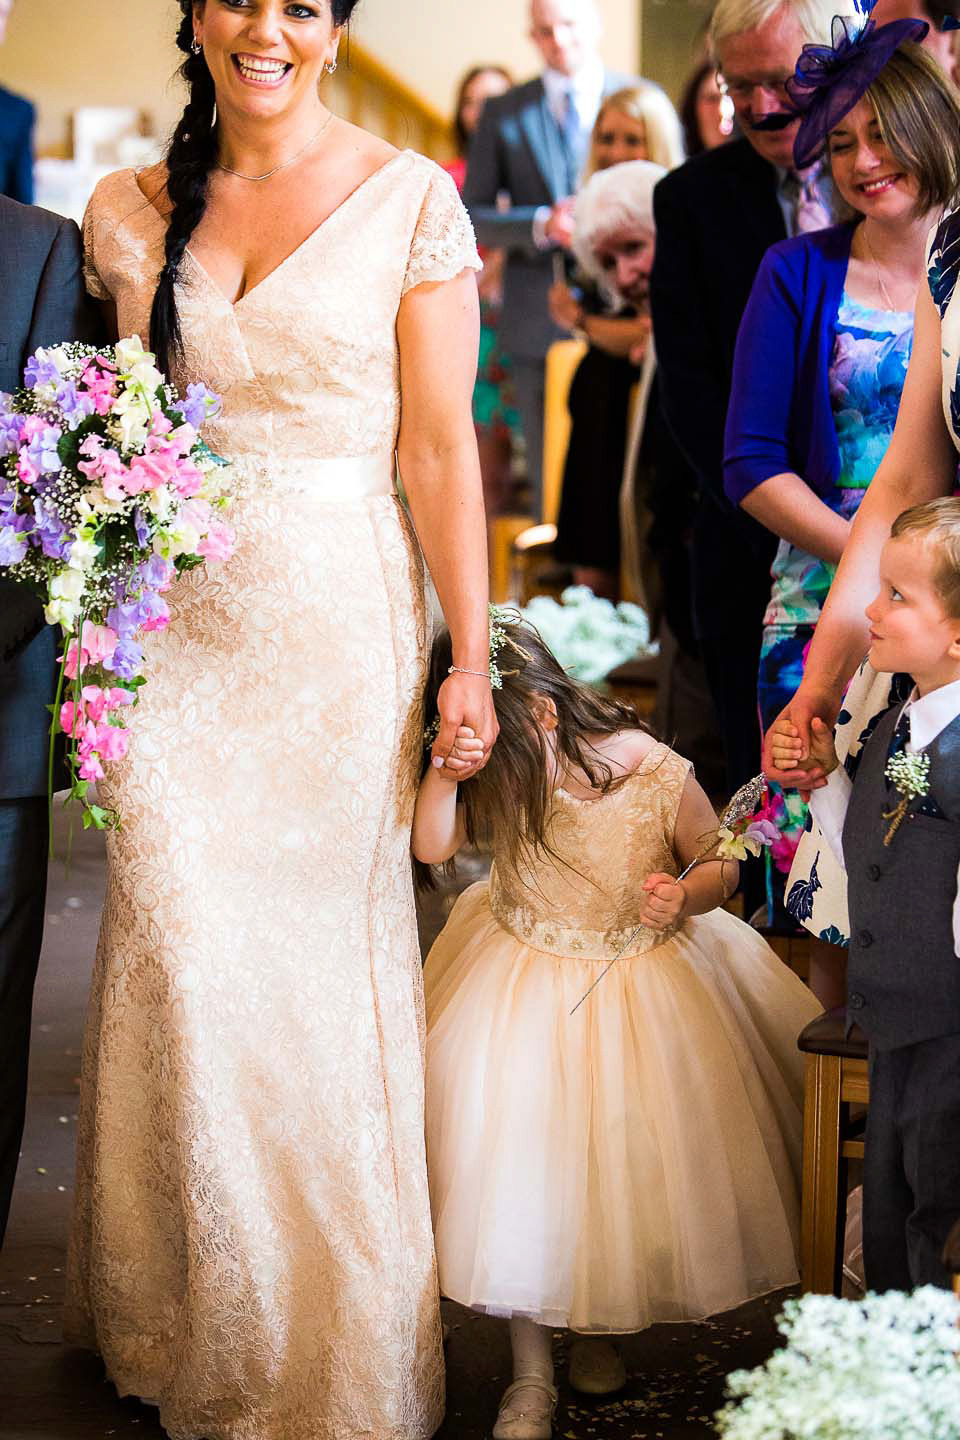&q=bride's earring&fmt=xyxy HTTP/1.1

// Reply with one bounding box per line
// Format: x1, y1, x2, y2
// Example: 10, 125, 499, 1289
324, 57, 338, 75
191, 35, 202, 55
